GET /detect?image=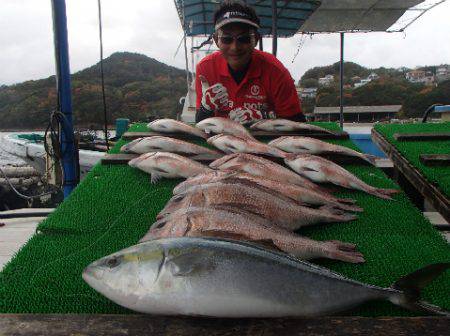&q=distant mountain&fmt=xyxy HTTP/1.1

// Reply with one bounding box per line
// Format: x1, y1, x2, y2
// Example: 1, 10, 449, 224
0, 52, 188, 129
